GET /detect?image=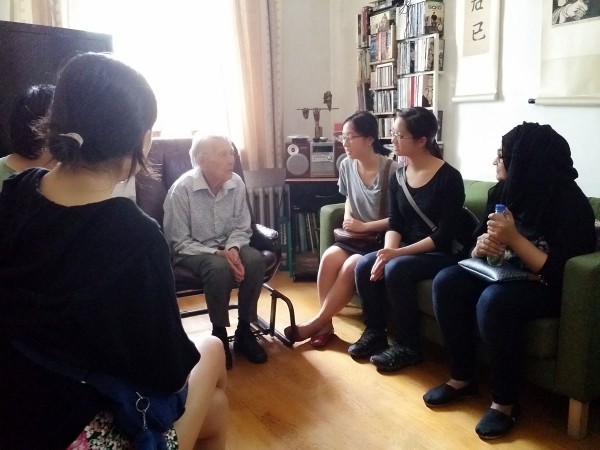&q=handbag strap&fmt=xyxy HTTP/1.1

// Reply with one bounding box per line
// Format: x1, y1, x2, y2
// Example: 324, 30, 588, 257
397, 165, 437, 232
378, 158, 393, 220
11, 338, 132, 400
